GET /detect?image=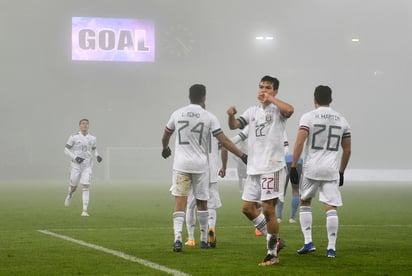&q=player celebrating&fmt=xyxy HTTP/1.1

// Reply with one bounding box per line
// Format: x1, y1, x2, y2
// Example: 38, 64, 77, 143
161, 84, 247, 252
64, 119, 102, 216
227, 75, 294, 266
290, 85, 351, 258
224, 126, 291, 236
